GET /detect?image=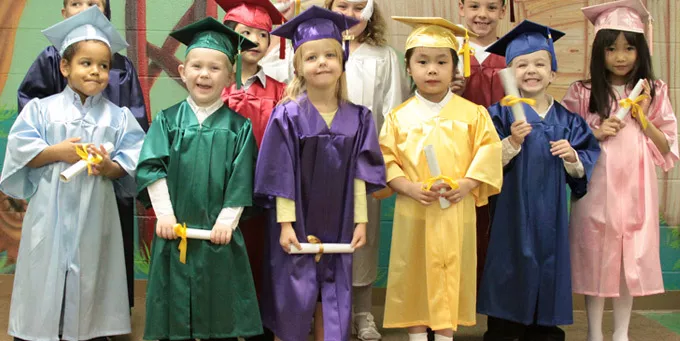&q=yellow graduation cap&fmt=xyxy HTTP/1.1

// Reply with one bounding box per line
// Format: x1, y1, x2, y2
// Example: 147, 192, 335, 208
393, 16, 478, 77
